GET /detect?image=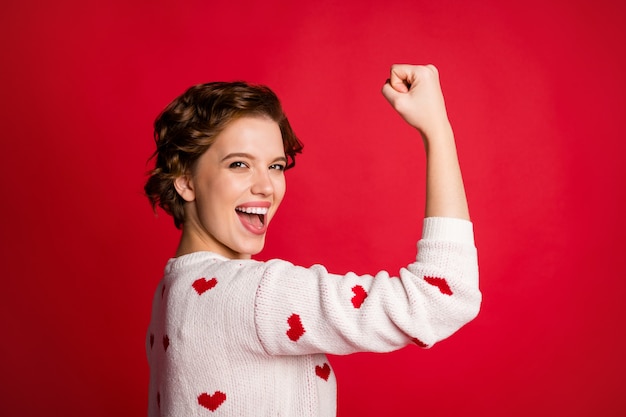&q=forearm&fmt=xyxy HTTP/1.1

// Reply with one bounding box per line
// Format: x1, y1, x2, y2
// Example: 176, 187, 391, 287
381, 64, 470, 220
422, 124, 470, 220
